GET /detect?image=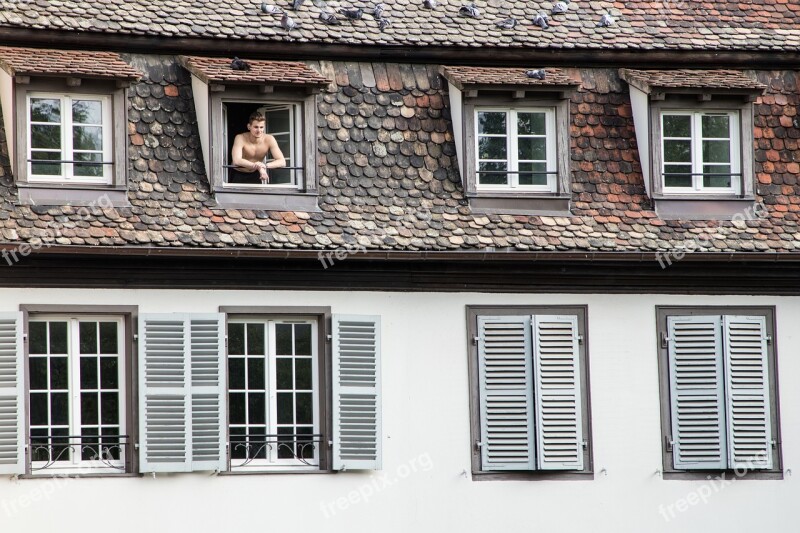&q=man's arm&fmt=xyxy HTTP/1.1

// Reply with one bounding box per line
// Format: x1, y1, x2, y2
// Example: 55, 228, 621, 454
265, 135, 286, 169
